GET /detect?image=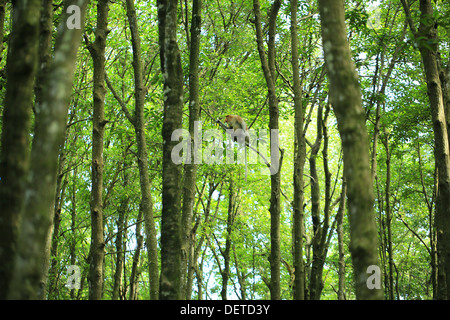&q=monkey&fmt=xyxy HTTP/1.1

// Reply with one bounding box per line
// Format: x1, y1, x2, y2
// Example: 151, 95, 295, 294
224, 115, 249, 143
224, 115, 249, 181
225, 114, 247, 131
